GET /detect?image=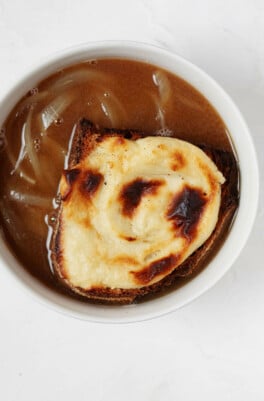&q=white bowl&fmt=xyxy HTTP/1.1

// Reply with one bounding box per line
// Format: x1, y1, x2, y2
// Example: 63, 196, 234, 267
0, 41, 259, 323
